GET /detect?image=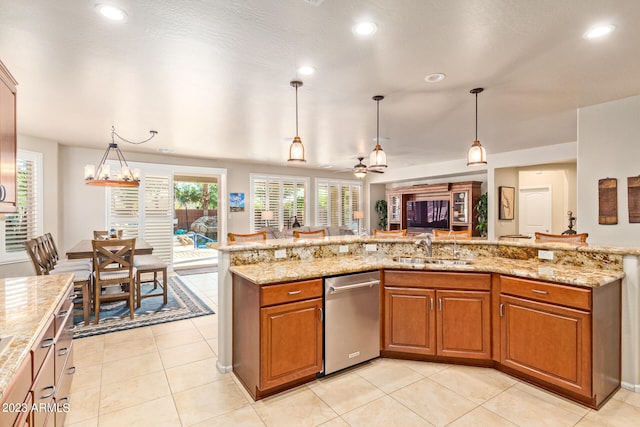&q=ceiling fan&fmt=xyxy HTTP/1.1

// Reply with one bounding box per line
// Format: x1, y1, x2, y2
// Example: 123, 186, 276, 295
353, 156, 384, 178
